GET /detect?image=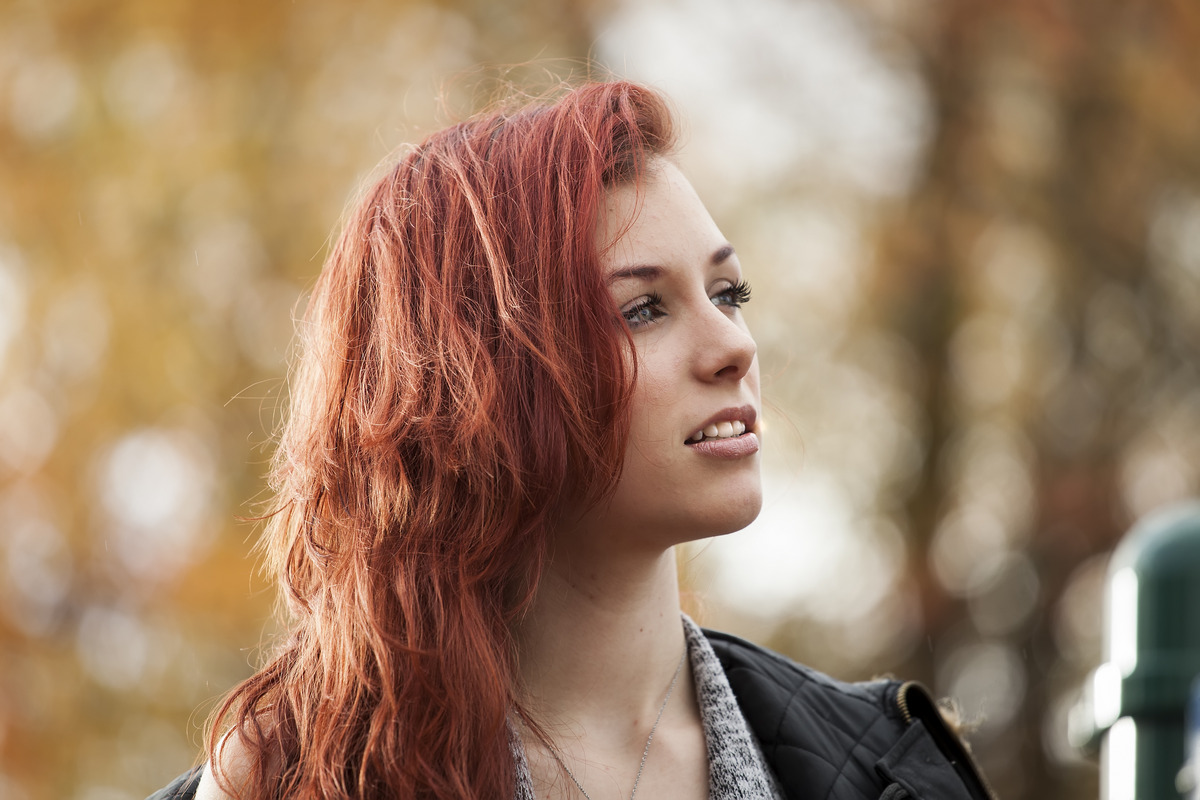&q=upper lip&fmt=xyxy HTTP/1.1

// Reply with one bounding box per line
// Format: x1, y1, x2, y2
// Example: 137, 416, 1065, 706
687, 404, 758, 441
